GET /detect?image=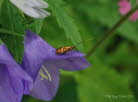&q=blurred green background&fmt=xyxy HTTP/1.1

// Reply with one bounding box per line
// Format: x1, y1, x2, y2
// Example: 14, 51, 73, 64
0, 0, 138, 102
